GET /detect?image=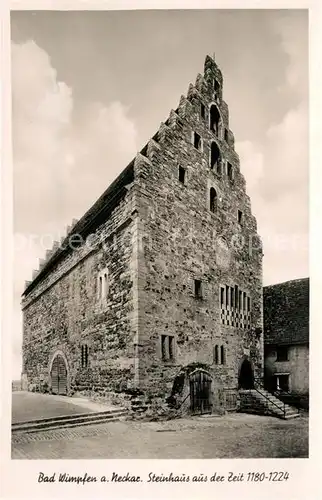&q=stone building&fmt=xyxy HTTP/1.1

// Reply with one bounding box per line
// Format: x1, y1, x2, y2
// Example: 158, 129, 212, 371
21, 54, 264, 414
263, 278, 309, 399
